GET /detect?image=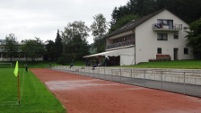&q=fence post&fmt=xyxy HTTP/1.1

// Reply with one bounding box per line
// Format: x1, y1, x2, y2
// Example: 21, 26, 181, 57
144, 70, 146, 87
161, 71, 163, 90
77, 67, 78, 73
120, 69, 121, 82
131, 69, 133, 78
83, 67, 85, 76
112, 69, 113, 81
79, 67, 81, 75
104, 67, 106, 80
88, 67, 90, 77
98, 68, 100, 79
104, 67, 105, 75
184, 72, 186, 94
93, 68, 94, 77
